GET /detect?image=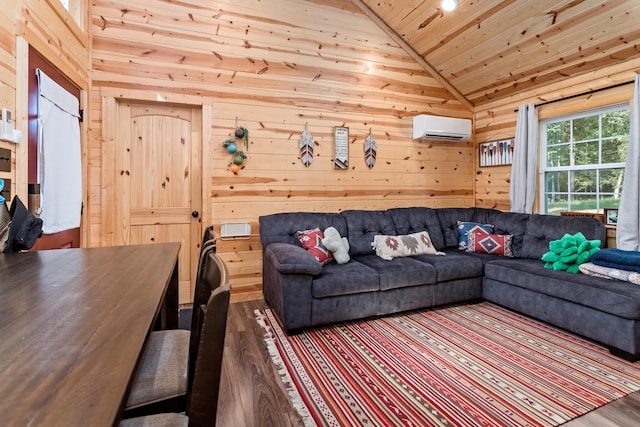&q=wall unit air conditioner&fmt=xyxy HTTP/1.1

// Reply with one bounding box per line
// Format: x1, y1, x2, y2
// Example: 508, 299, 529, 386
412, 114, 471, 142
